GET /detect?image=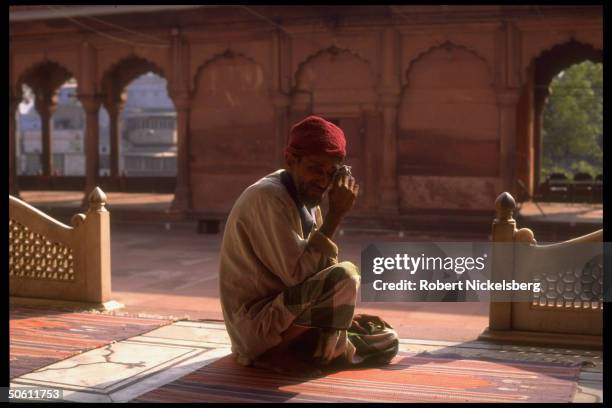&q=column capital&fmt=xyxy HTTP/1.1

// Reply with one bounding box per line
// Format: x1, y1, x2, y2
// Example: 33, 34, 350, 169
35, 92, 59, 113
102, 89, 127, 113
103, 95, 127, 115
78, 94, 103, 113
